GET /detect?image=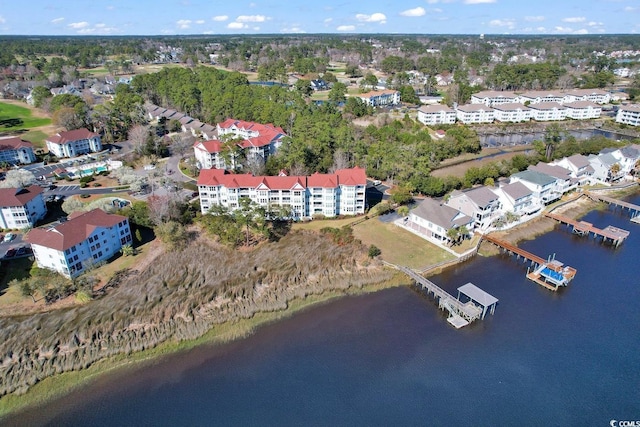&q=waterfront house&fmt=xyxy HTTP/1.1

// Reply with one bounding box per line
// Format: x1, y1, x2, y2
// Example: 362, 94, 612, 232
197, 167, 367, 219
615, 104, 640, 126
510, 170, 560, 204
0, 185, 47, 230
492, 103, 531, 123
609, 146, 640, 175
45, 128, 102, 158
528, 162, 577, 194
406, 198, 473, 246
493, 181, 540, 217
25, 209, 132, 279
417, 105, 457, 126
354, 89, 401, 107
588, 152, 622, 182
553, 154, 595, 186
455, 104, 495, 124
563, 101, 602, 120
470, 90, 519, 107
528, 102, 567, 121
445, 186, 501, 231
0, 137, 37, 165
